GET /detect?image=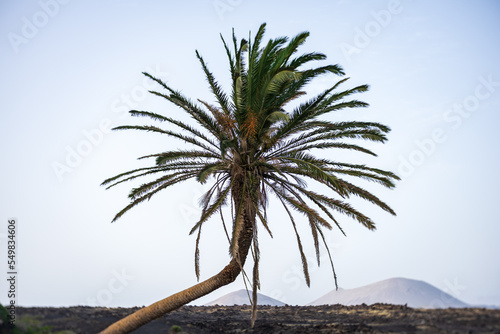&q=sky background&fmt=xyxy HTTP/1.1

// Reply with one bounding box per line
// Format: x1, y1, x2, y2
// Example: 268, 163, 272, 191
1, 0, 499, 308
